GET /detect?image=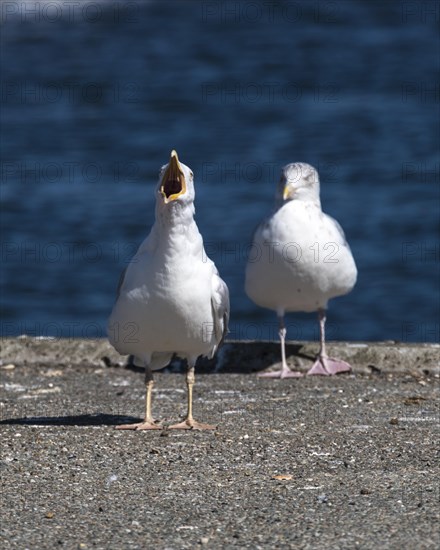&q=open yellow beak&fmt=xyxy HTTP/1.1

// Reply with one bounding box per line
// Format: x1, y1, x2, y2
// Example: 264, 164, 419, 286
160, 150, 186, 202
